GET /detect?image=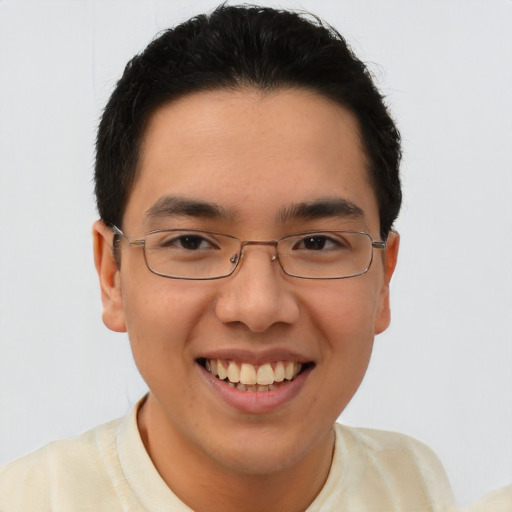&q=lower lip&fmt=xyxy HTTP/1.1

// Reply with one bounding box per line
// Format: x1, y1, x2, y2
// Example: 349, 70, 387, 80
198, 363, 312, 414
